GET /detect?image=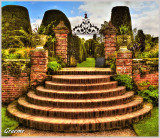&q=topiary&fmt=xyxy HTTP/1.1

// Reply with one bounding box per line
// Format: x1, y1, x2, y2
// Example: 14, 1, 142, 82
111, 6, 133, 38
40, 10, 71, 33
2, 5, 31, 33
